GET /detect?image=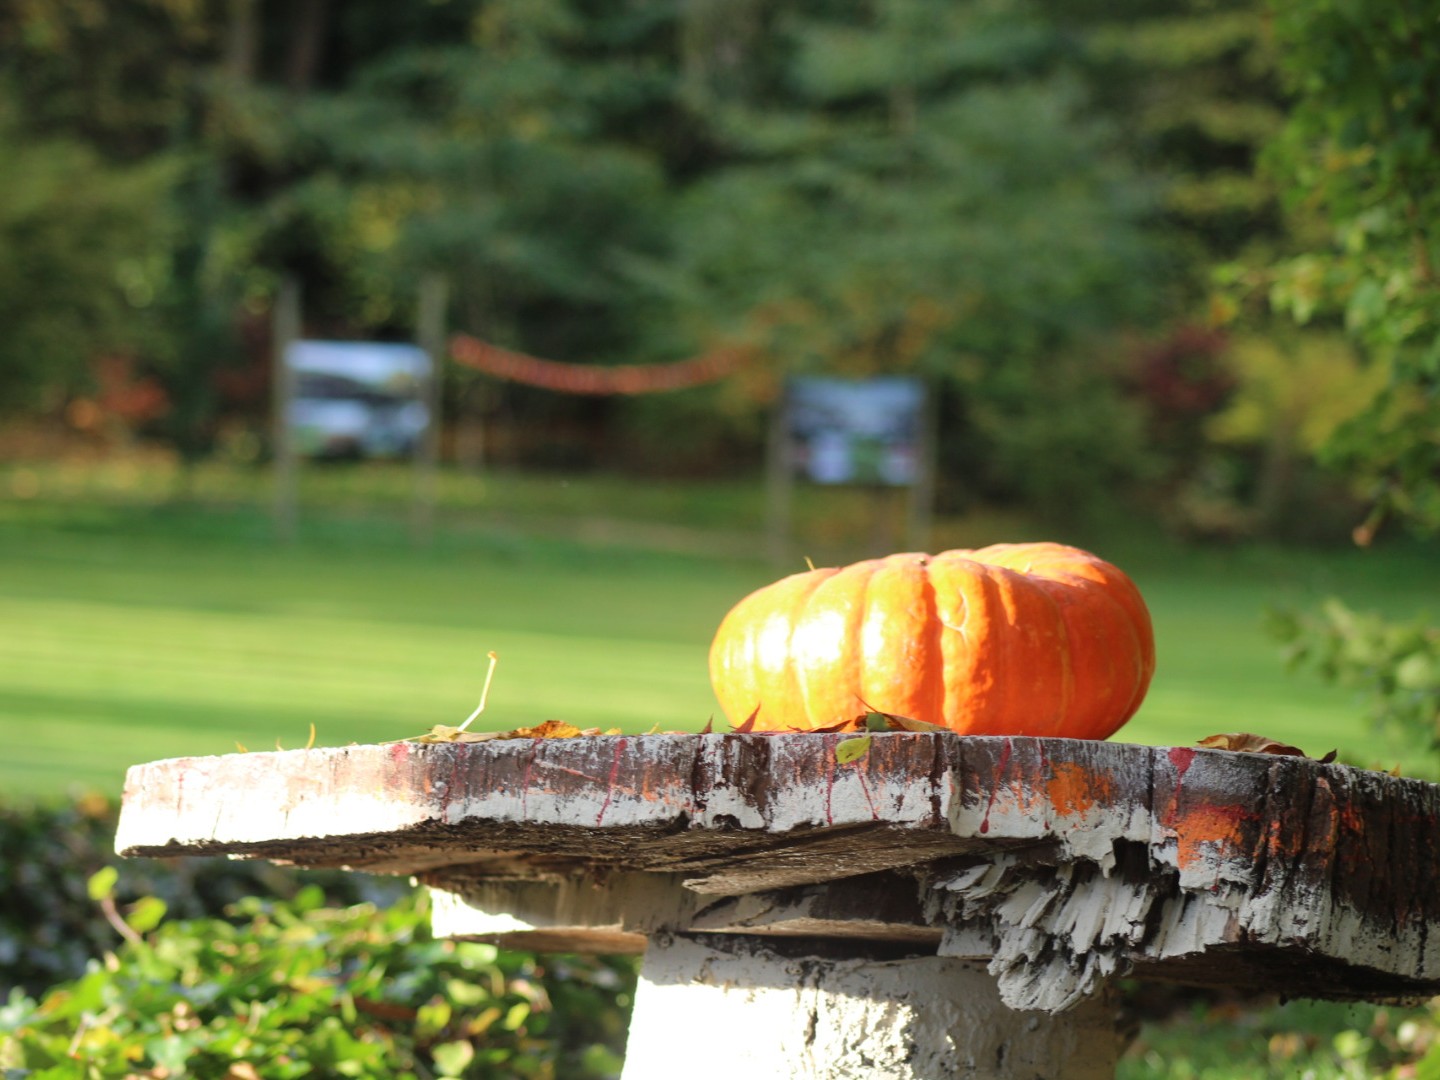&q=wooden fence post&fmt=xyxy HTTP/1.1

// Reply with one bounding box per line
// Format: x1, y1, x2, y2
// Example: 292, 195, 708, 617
413, 273, 449, 547
271, 276, 301, 543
